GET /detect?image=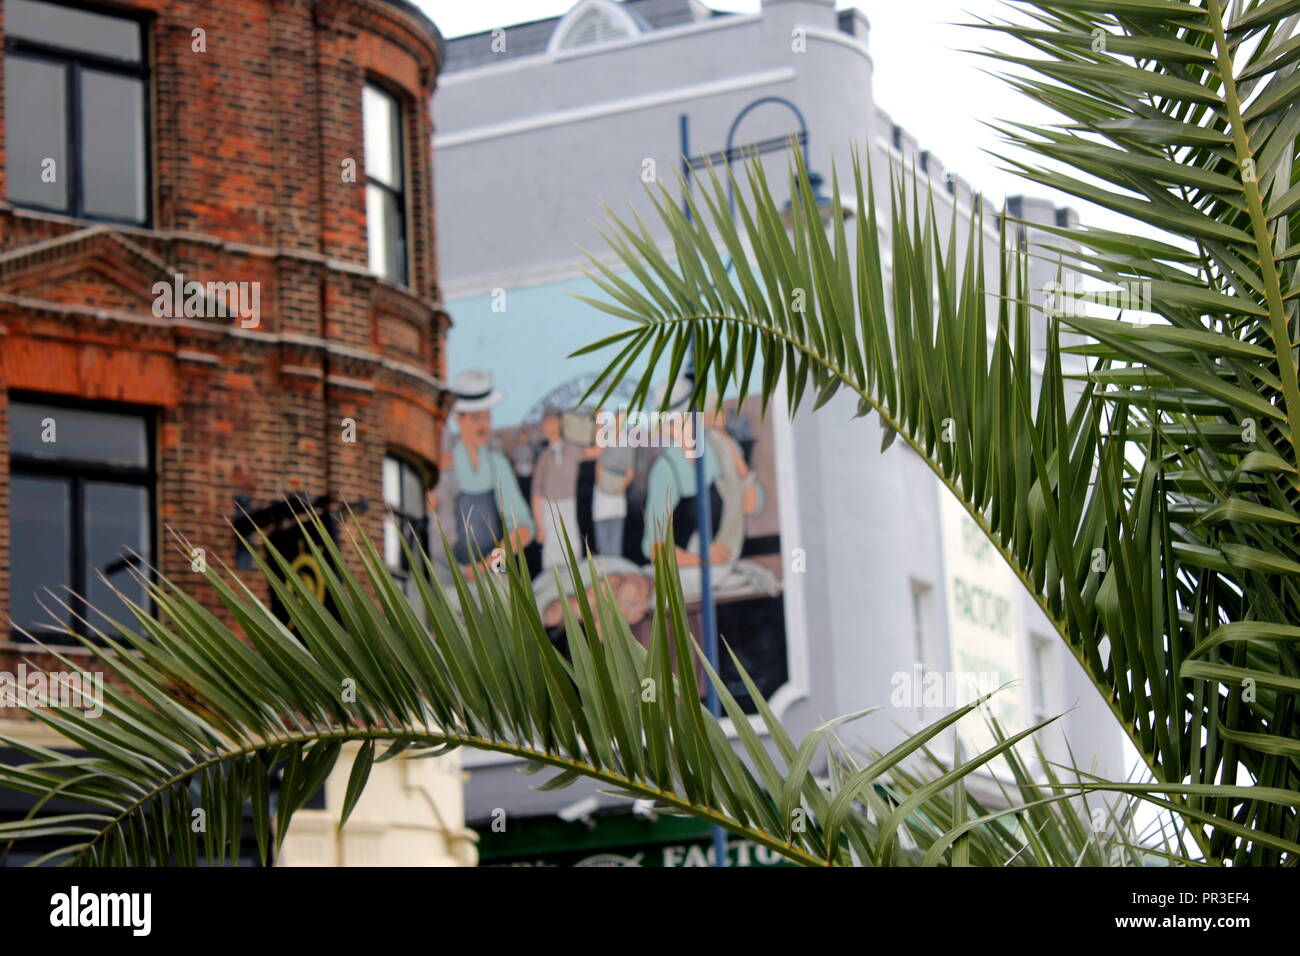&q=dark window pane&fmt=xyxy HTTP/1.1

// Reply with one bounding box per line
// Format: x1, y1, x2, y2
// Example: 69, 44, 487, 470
9, 475, 71, 632
383, 455, 426, 572
401, 462, 423, 513
83, 482, 150, 630
80, 71, 147, 223
5, 56, 68, 210
6, 0, 142, 62
366, 185, 406, 284
9, 403, 148, 467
